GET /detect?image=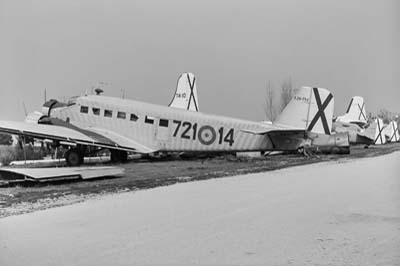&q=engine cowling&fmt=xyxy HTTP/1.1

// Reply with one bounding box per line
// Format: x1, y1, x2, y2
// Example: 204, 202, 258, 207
24, 111, 46, 124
